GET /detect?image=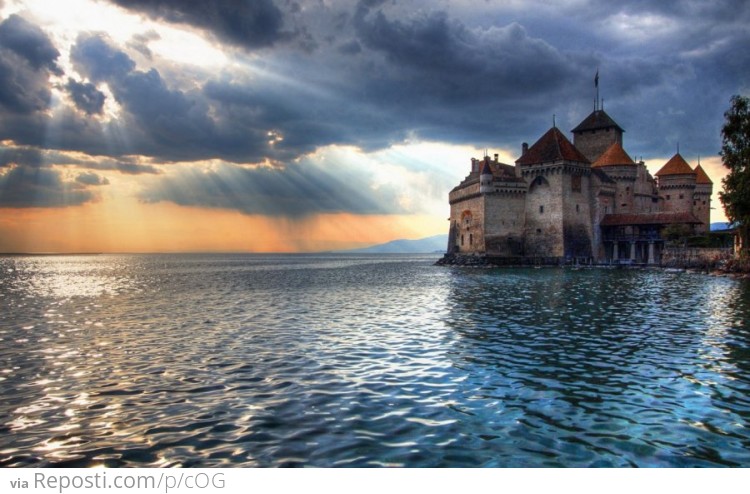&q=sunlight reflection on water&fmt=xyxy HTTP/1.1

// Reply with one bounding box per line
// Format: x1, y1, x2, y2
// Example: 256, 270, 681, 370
1, 254, 749, 467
